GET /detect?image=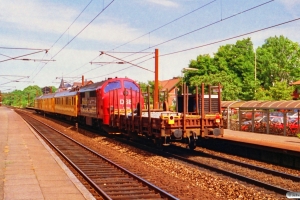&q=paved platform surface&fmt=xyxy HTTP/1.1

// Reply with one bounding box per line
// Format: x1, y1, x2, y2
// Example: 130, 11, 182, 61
0, 107, 95, 200
222, 129, 300, 152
